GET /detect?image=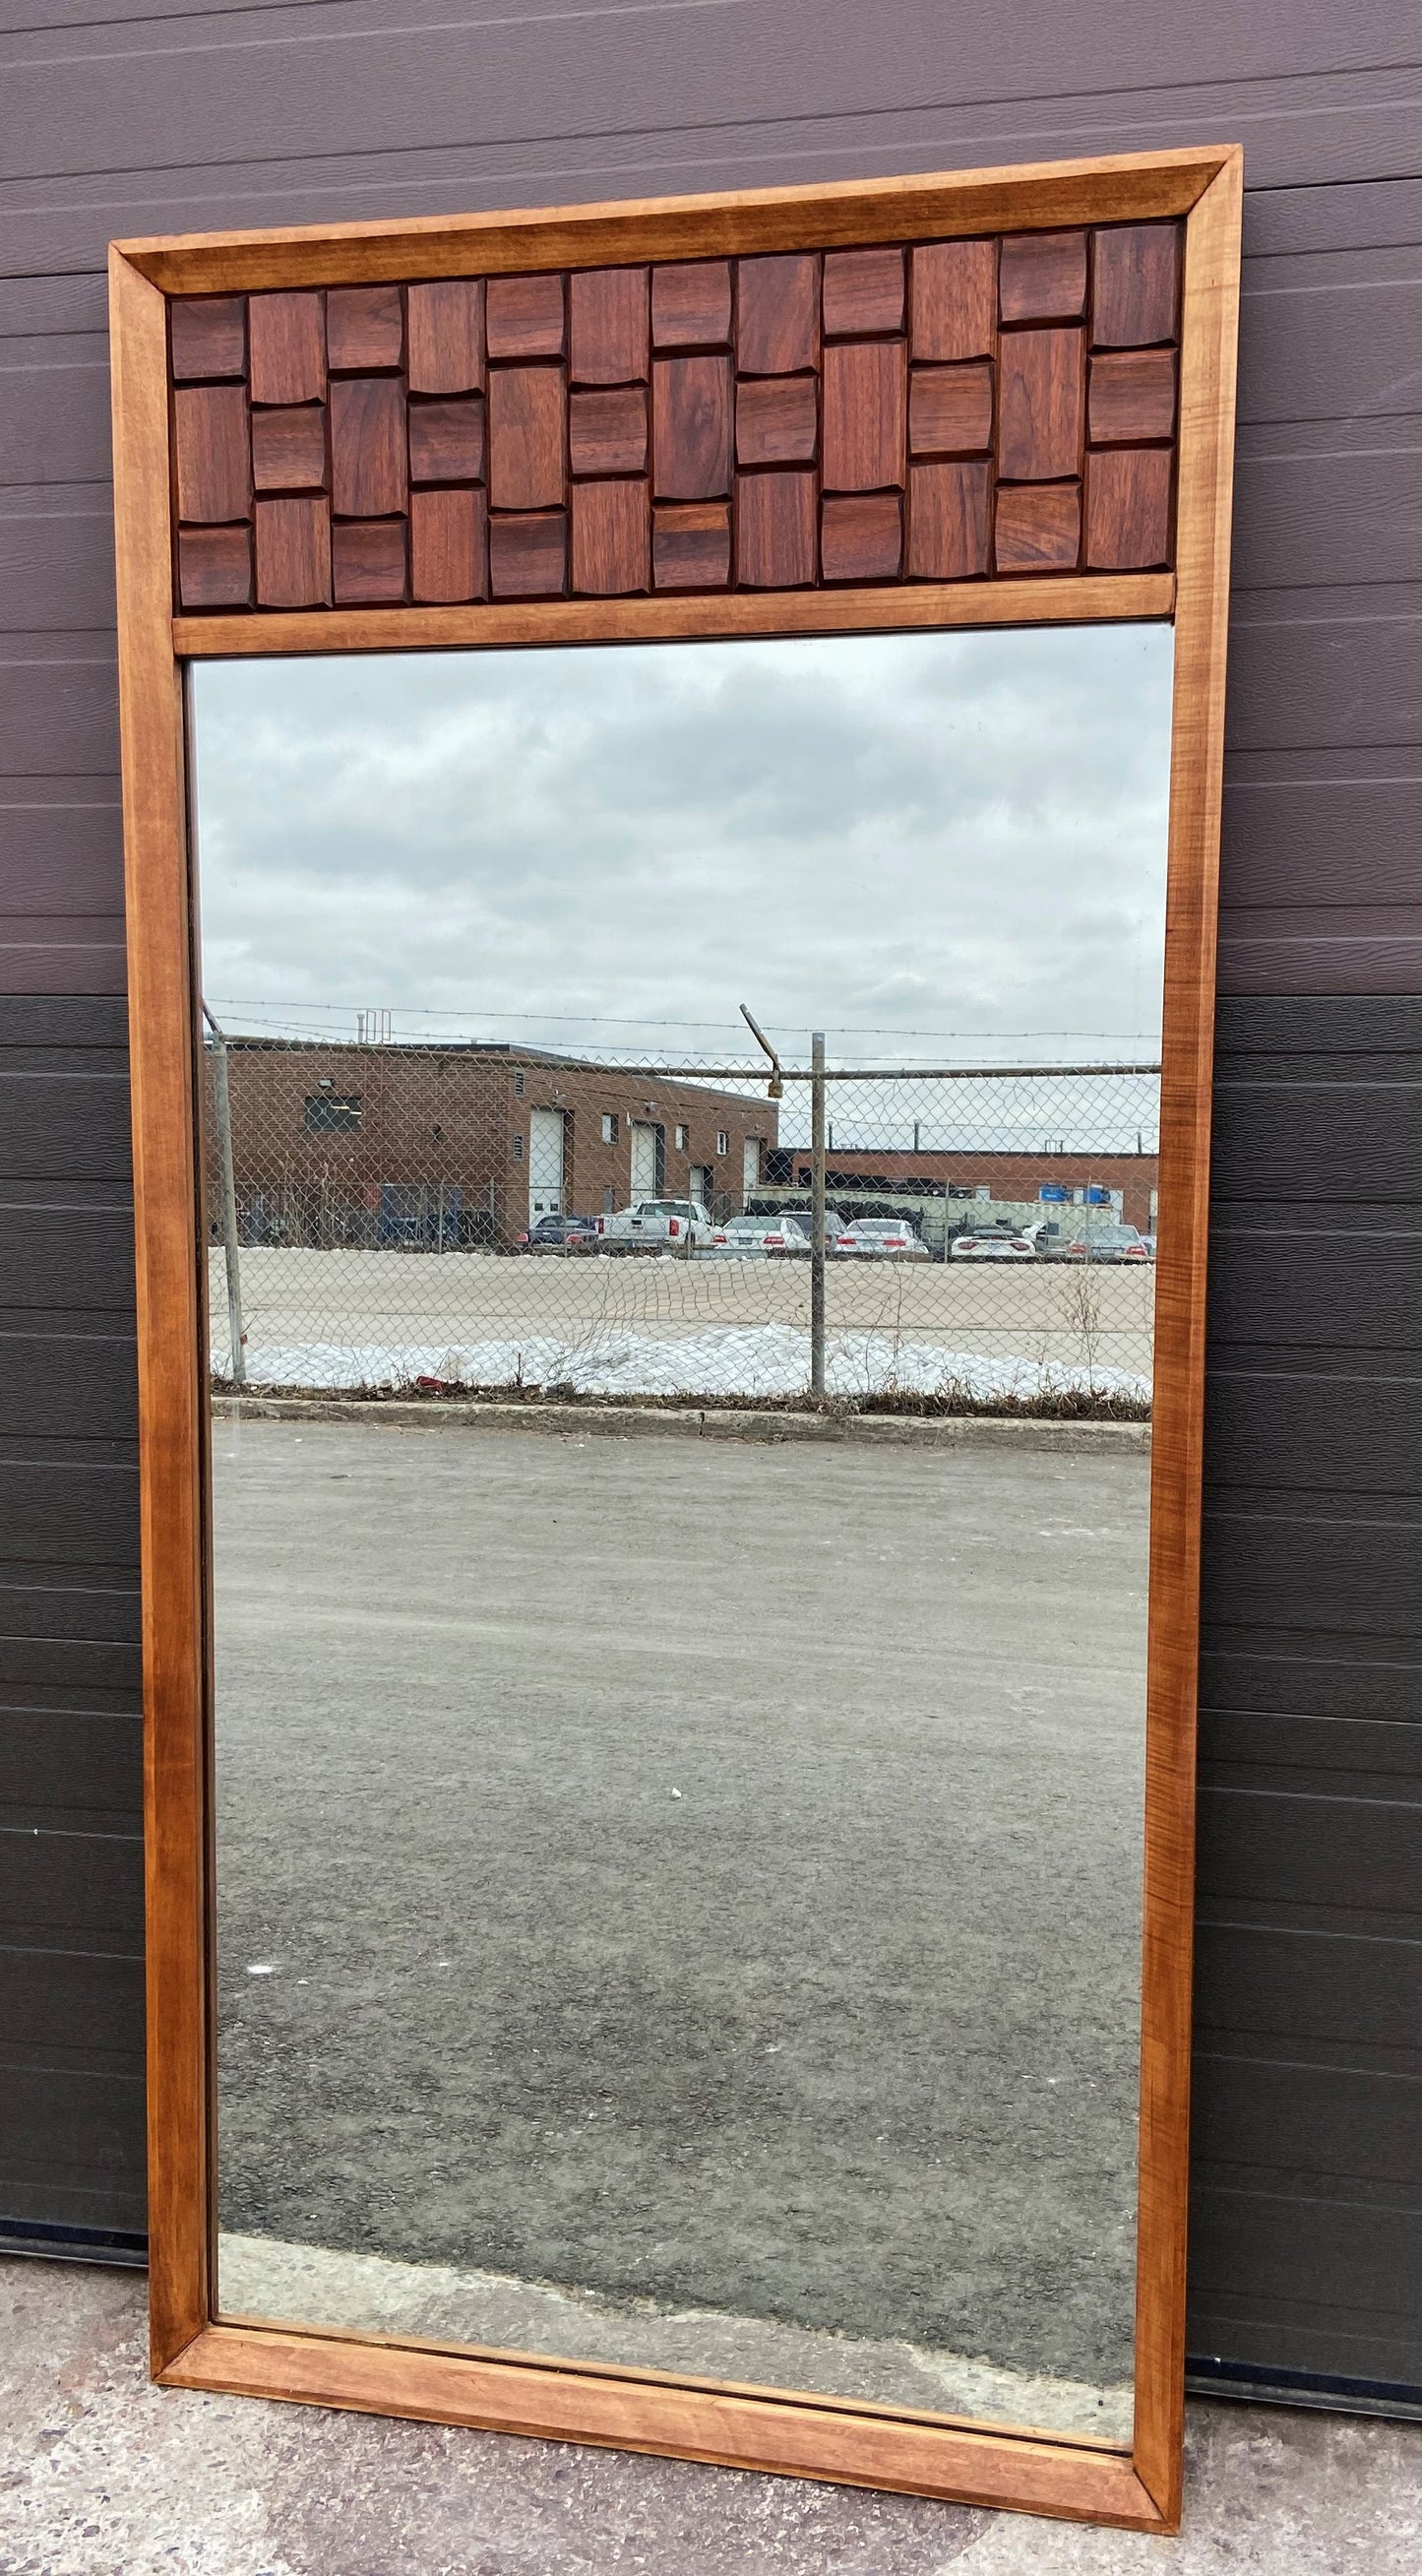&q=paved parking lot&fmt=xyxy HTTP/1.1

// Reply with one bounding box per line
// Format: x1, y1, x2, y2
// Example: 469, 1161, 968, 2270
213, 1416, 1148, 2432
